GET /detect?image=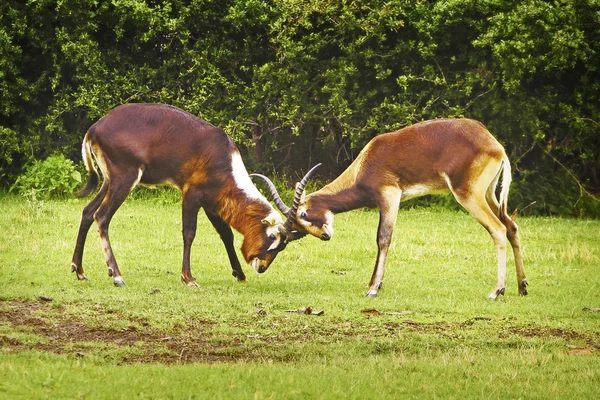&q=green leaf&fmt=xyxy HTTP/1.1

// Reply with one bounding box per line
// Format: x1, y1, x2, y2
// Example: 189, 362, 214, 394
71, 170, 82, 183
